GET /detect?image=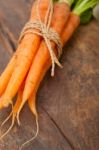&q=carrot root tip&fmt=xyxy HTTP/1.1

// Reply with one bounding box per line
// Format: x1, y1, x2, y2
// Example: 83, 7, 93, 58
1, 112, 12, 129
16, 113, 21, 126
0, 115, 15, 141
19, 114, 39, 150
